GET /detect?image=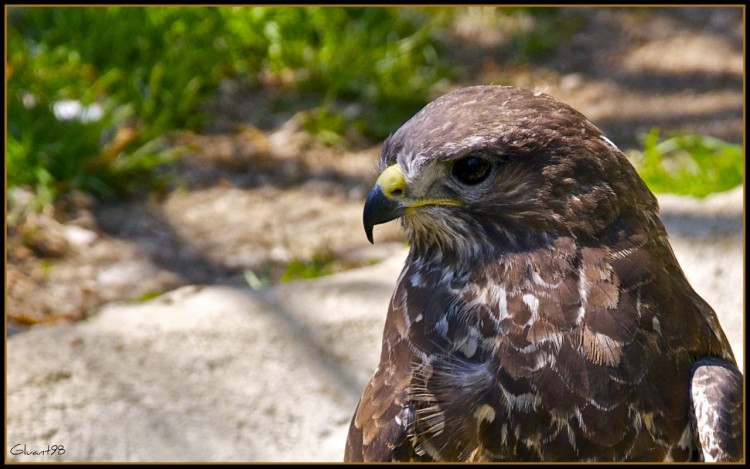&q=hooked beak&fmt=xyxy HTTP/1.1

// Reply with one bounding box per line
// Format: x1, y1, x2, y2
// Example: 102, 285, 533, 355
362, 163, 463, 243
363, 164, 407, 244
